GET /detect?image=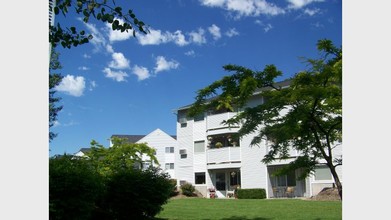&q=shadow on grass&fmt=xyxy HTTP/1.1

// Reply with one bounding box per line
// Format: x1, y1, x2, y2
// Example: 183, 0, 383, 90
154, 216, 272, 220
